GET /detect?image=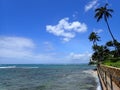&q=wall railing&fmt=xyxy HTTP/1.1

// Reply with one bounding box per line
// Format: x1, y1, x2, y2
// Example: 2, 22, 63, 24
97, 64, 120, 90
